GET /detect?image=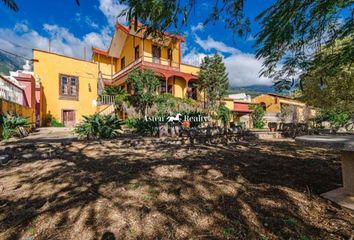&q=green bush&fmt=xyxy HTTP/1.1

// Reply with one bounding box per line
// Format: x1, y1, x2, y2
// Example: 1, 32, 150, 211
51, 118, 65, 127
125, 118, 159, 136
74, 114, 122, 139
250, 104, 266, 129
0, 114, 31, 139
103, 86, 126, 95
315, 109, 352, 130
